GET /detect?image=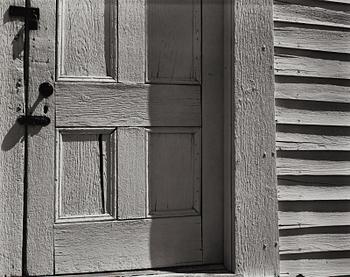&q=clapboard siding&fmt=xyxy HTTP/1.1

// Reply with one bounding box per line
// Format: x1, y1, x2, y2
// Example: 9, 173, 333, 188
274, 0, 350, 276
